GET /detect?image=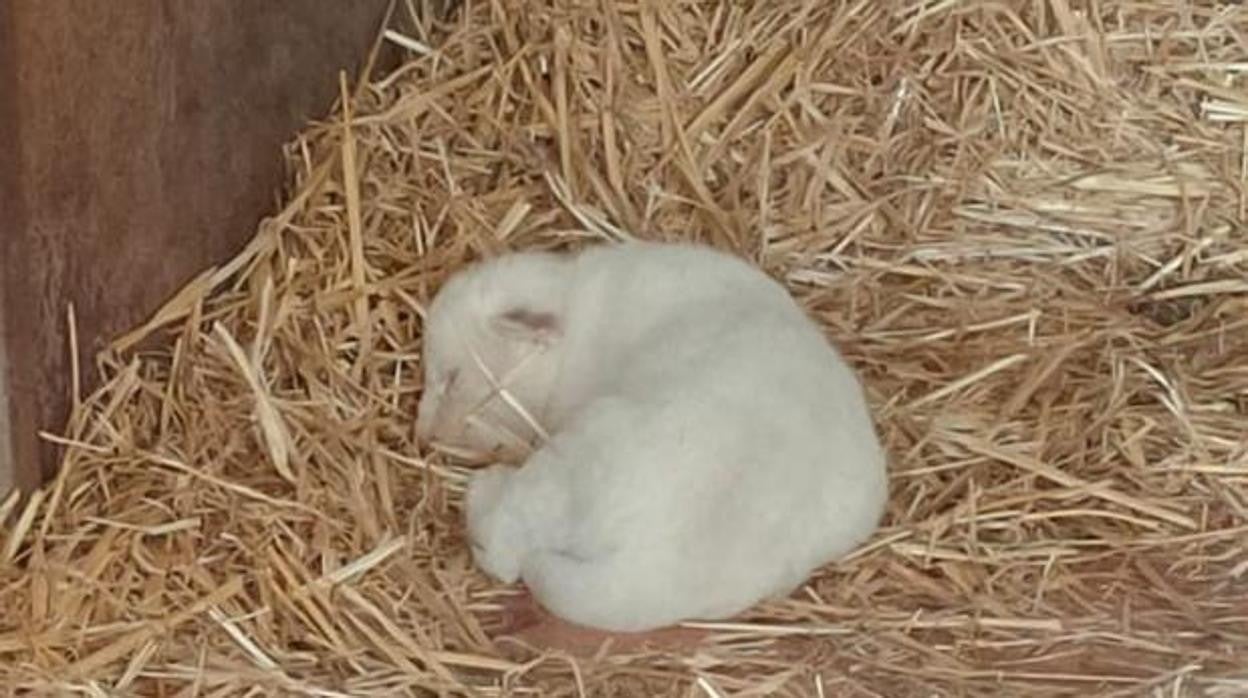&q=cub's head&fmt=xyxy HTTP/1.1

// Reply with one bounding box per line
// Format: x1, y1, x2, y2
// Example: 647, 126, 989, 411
416, 251, 571, 460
